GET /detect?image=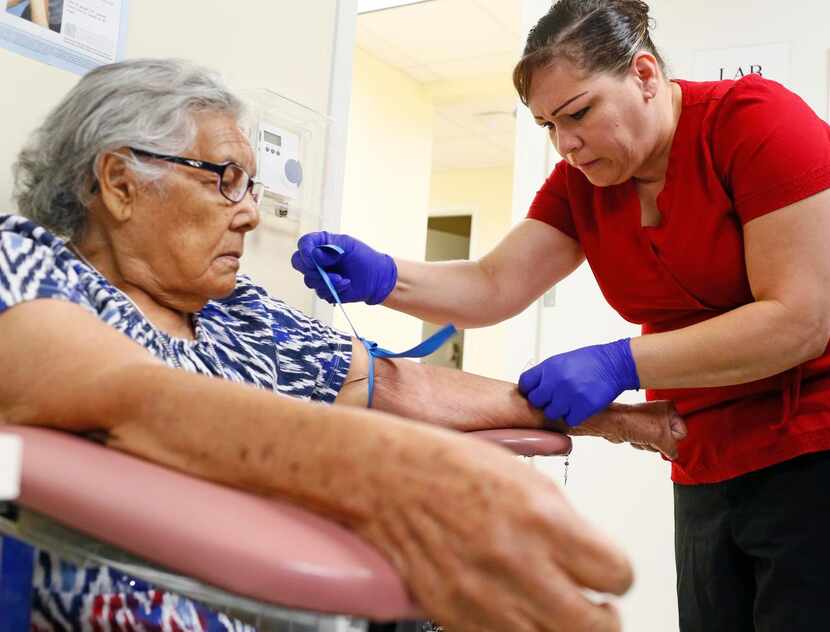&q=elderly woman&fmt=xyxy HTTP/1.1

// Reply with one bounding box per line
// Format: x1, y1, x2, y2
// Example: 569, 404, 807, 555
0, 58, 682, 632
